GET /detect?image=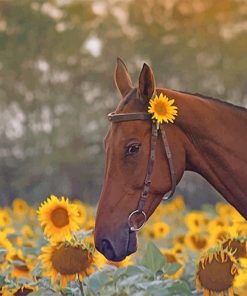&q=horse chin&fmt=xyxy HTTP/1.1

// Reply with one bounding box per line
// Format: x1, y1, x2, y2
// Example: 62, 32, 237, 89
127, 230, 137, 256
